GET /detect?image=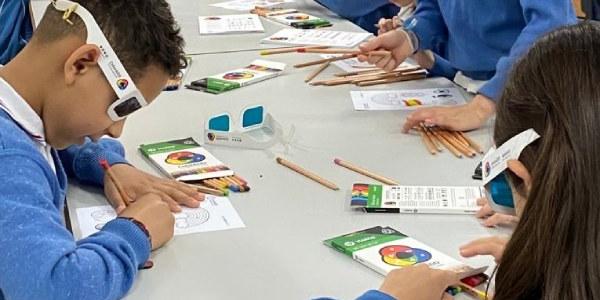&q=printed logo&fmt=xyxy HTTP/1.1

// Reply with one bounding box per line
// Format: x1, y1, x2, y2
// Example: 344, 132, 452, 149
207, 132, 216, 141
116, 78, 129, 90
344, 241, 356, 247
